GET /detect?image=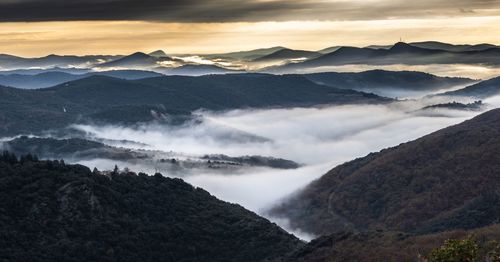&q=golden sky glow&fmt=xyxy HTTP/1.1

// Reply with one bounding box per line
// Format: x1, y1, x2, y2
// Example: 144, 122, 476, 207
2, 16, 500, 57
